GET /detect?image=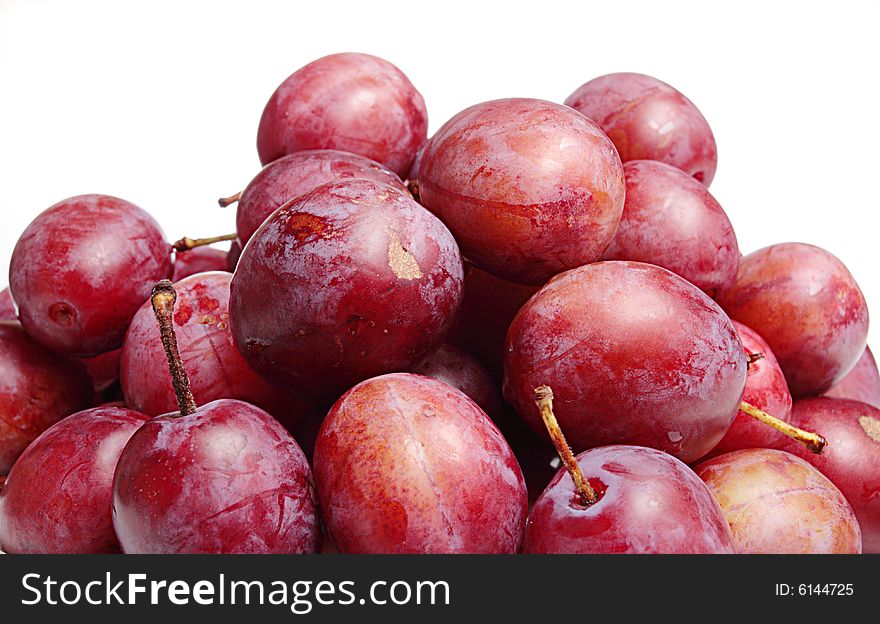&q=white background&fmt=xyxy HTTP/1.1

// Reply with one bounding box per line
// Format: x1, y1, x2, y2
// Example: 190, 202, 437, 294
1, 0, 878, 345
